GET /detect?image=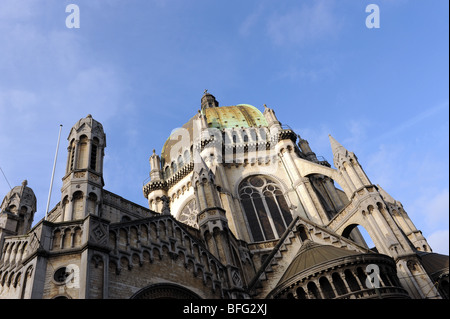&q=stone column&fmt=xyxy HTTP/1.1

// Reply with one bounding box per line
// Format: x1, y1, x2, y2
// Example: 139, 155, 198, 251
344, 162, 363, 190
